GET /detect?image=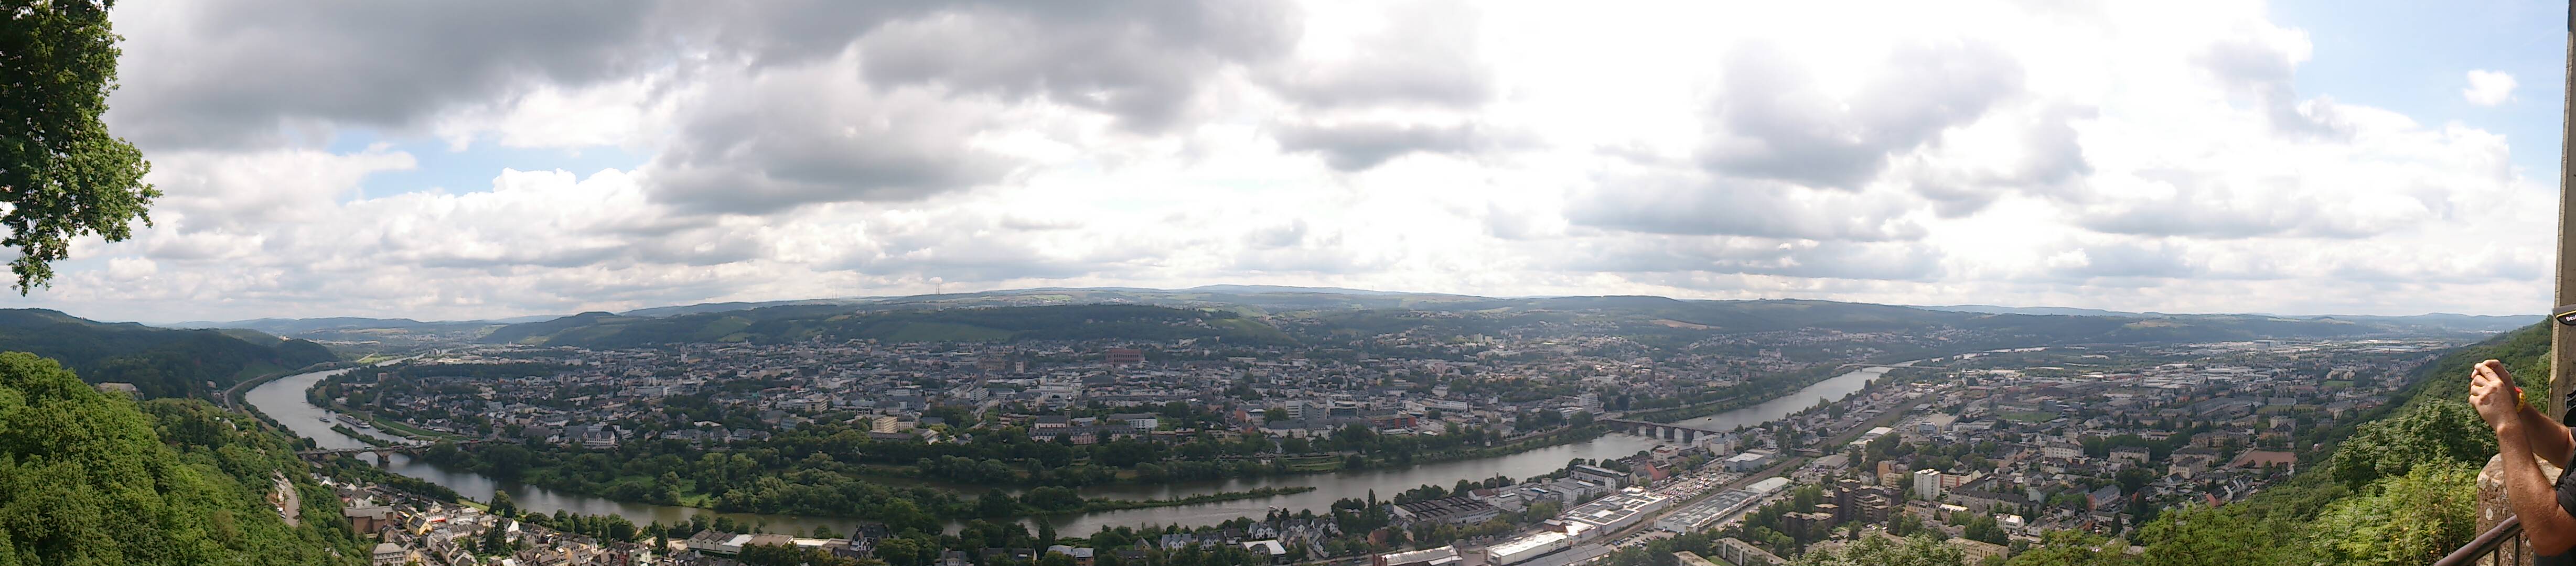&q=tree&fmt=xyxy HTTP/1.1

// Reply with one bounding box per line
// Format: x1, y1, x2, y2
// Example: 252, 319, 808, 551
490, 490, 518, 518
0, 0, 160, 293
876, 537, 926, 566
481, 521, 512, 555
978, 489, 1022, 517
1890, 511, 1925, 537
2305, 461, 2480, 566
2116, 467, 2152, 496
0, 353, 361, 564
1963, 515, 2006, 546
2325, 400, 2493, 489
2002, 529, 2116, 566
2129, 504, 2288, 566
1791, 534, 1964, 566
